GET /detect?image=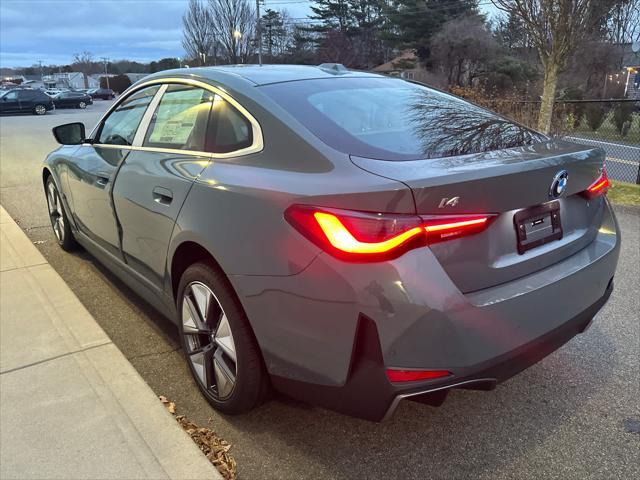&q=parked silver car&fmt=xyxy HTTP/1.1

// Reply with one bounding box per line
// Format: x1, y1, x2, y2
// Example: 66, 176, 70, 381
42, 65, 619, 420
